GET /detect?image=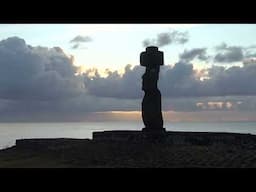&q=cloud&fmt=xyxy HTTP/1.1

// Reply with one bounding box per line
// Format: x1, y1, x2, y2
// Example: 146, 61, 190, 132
142, 39, 152, 47
70, 35, 92, 49
83, 64, 144, 99
177, 43, 256, 64
213, 43, 246, 63
243, 57, 256, 65
0, 37, 84, 100
0, 93, 143, 122
71, 43, 80, 49
84, 60, 256, 99
179, 48, 209, 62
156, 33, 172, 47
1, 37, 256, 122
193, 96, 256, 112
142, 30, 189, 47
2, 94, 256, 122
70, 35, 92, 43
